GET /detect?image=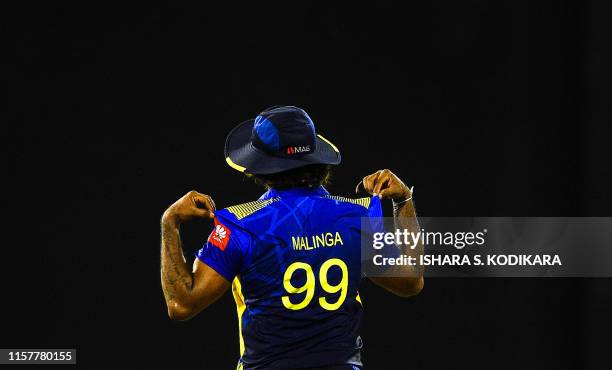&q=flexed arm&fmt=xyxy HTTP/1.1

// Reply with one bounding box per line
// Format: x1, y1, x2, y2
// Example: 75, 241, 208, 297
357, 169, 424, 297
161, 191, 231, 320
